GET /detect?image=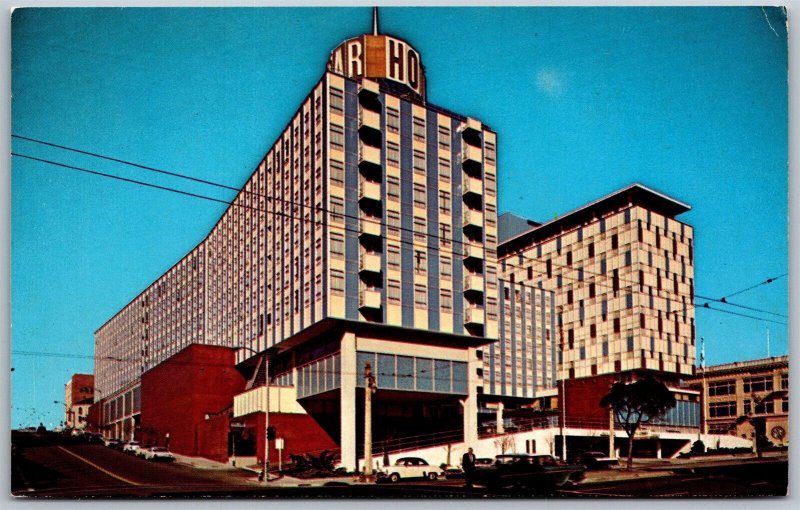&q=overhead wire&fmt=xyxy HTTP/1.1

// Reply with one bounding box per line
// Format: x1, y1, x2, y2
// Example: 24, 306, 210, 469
12, 137, 788, 326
